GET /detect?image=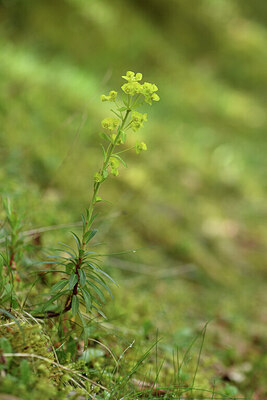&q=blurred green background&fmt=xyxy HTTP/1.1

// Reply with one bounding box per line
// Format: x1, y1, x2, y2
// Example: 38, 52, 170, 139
0, 0, 267, 396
